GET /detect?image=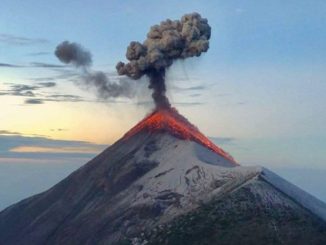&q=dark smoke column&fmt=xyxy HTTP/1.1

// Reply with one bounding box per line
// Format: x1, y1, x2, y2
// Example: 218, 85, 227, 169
116, 12, 211, 109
